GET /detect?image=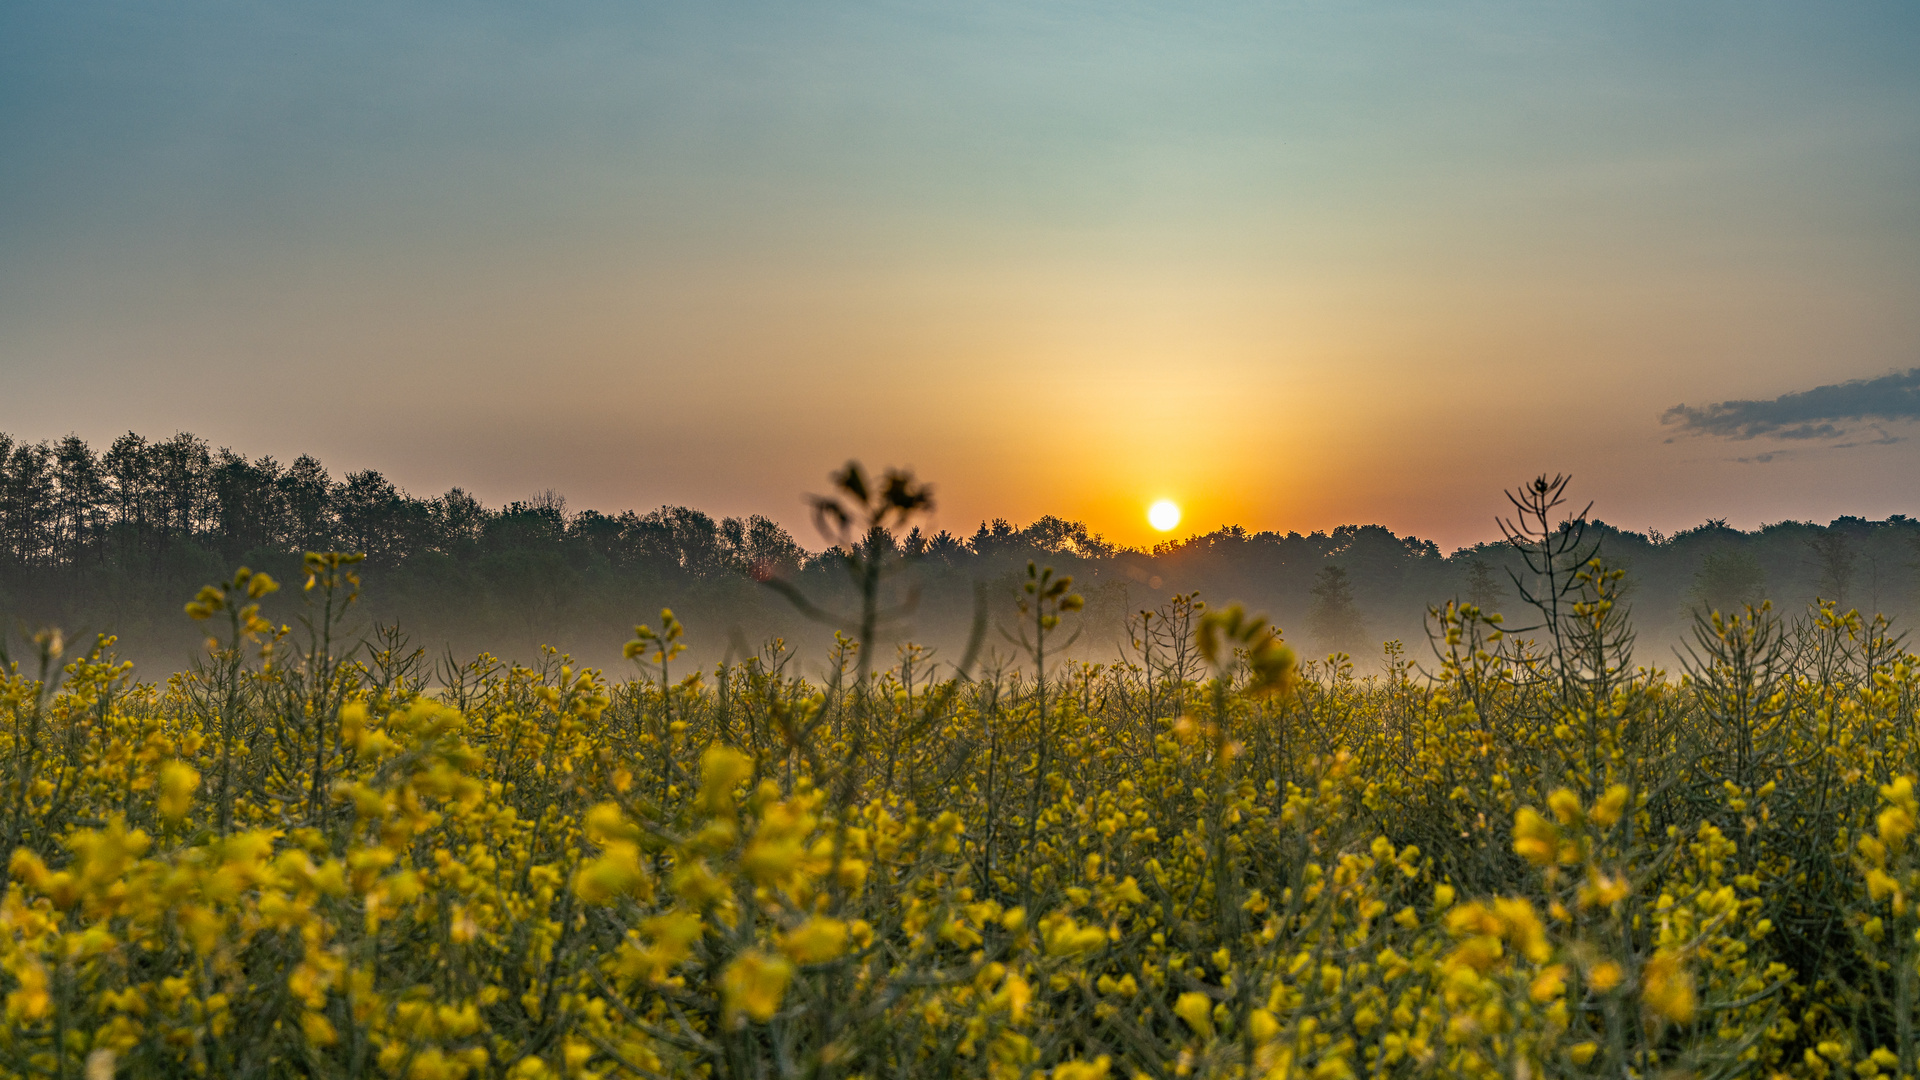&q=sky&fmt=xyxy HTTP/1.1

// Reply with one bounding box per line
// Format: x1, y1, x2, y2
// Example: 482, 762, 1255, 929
1, 1, 1917, 550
